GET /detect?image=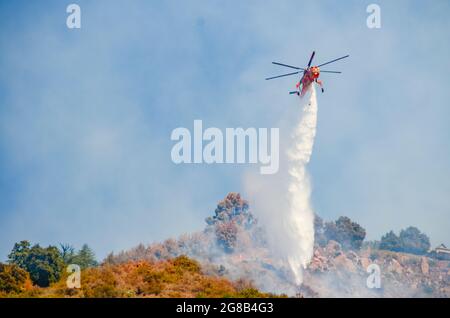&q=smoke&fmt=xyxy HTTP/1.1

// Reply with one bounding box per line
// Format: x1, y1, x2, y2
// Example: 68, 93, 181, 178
244, 86, 318, 290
